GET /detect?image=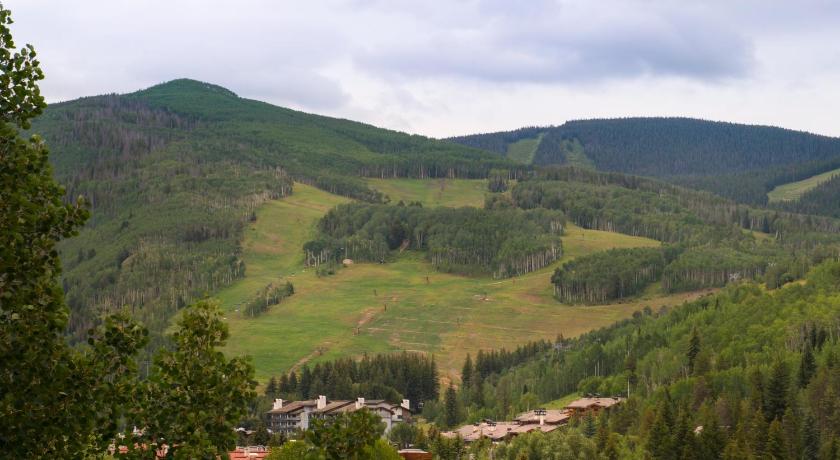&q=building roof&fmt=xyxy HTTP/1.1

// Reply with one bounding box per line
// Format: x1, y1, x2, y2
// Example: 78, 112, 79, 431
313, 400, 353, 414
267, 400, 309, 414
443, 422, 523, 442
228, 446, 270, 460
565, 397, 624, 410
514, 409, 571, 425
